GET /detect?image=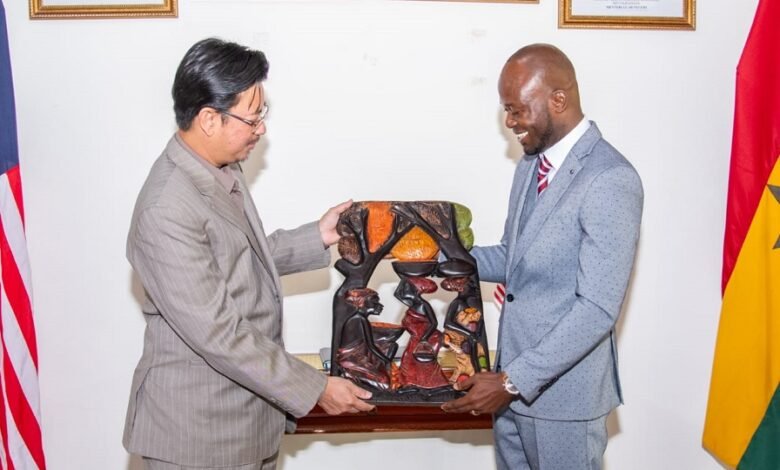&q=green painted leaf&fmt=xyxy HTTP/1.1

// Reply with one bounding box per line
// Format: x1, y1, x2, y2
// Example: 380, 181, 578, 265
452, 203, 472, 229
458, 228, 474, 250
